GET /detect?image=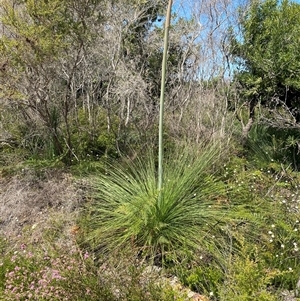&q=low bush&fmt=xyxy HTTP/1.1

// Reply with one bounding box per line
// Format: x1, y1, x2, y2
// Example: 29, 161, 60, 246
0, 231, 187, 301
